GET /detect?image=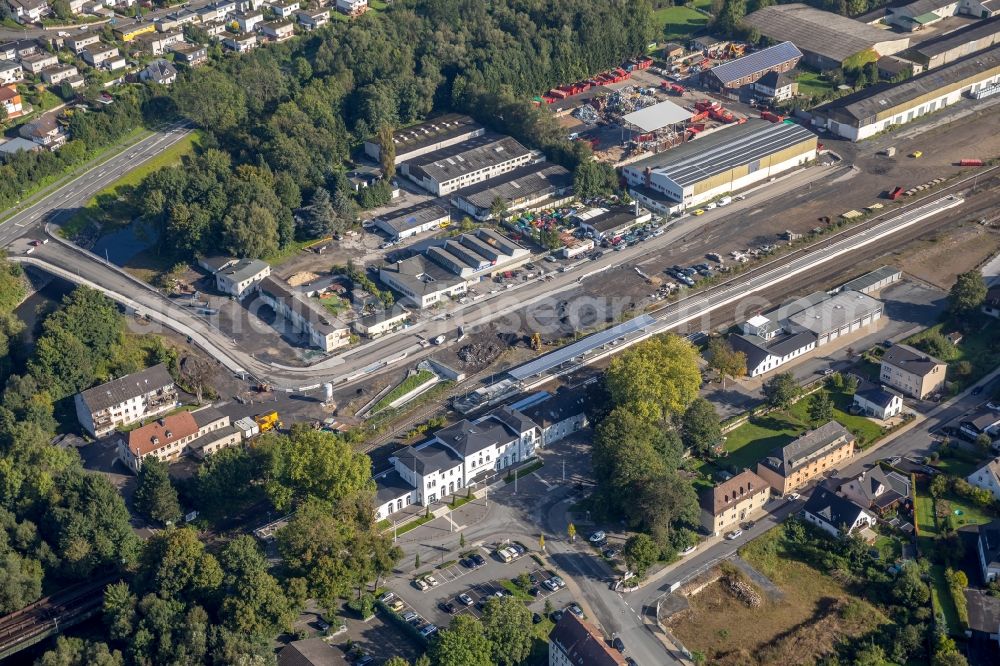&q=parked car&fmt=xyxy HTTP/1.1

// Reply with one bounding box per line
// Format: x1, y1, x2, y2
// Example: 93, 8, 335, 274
380, 592, 396, 604
542, 578, 559, 592
420, 624, 438, 637
460, 557, 475, 569
725, 529, 743, 540
972, 386, 984, 396
356, 656, 374, 666
413, 579, 429, 591
458, 593, 474, 606
528, 586, 540, 597
680, 545, 697, 556
551, 575, 566, 589
588, 531, 606, 544
470, 554, 486, 567
550, 609, 564, 622
389, 600, 405, 612
602, 546, 620, 559
438, 601, 456, 615
612, 635, 626, 653
532, 612, 543, 624
566, 603, 584, 619
691, 209, 705, 216
425, 575, 439, 587
402, 611, 418, 622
